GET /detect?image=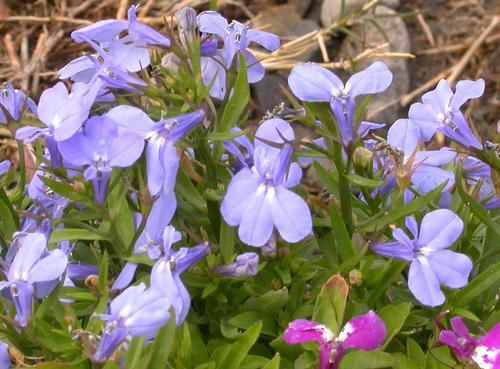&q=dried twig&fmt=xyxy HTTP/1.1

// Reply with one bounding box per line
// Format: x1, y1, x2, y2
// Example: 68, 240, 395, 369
416, 12, 435, 46
447, 15, 499, 83
116, 0, 129, 20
